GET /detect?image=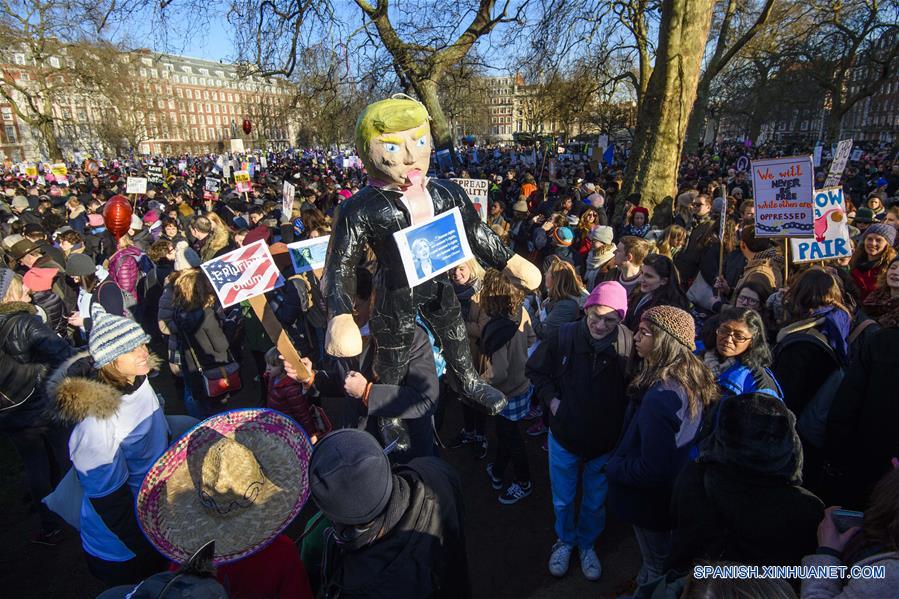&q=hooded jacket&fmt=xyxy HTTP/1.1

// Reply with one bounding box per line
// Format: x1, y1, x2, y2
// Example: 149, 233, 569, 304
319, 457, 470, 599
734, 246, 785, 296
107, 245, 143, 297
667, 393, 823, 572
46, 352, 169, 564
0, 301, 73, 430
